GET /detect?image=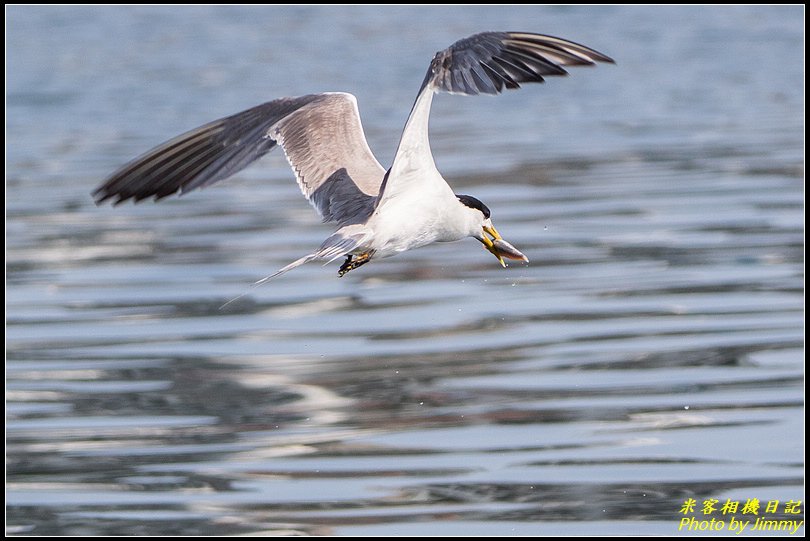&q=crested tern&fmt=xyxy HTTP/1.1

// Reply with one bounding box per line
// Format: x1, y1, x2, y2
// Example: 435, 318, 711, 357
94, 31, 613, 281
